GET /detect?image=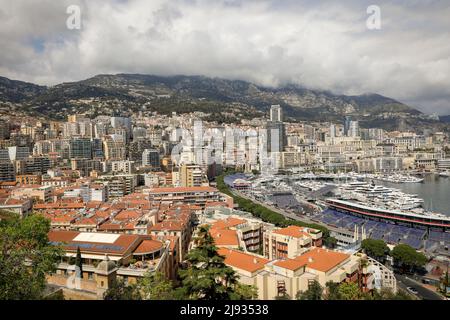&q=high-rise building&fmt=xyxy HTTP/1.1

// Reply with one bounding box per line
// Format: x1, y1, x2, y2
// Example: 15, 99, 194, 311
103, 139, 126, 161
270, 105, 283, 122
330, 124, 336, 139
266, 121, 286, 153
91, 138, 104, 159
8, 146, 30, 161
0, 161, 15, 182
348, 121, 360, 138
178, 163, 206, 187
111, 116, 132, 137
69, 138, 92, 159
142, 149, 160, 168
344, 116, 352, 136
266, 105, 286, 153
128, 138, 153, 163
71, 159, 102, 177
15, 156, 51, 175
